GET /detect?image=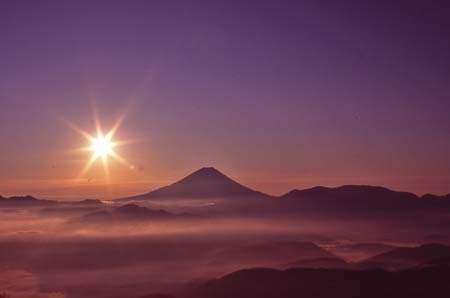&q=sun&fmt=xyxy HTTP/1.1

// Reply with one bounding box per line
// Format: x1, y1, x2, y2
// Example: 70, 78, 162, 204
90, 134, 114, 158
65, 110, 133, 180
